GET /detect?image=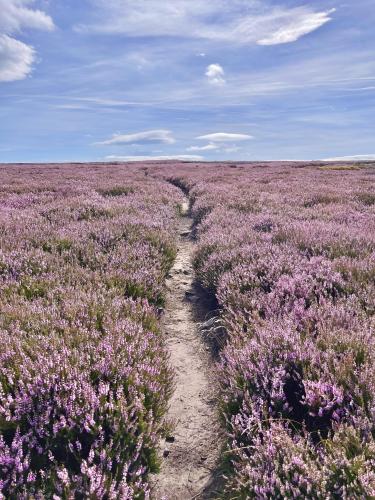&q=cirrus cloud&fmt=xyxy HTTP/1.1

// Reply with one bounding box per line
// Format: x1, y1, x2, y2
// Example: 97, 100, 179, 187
257, 8, 335, 45
77, 1, 335, 47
